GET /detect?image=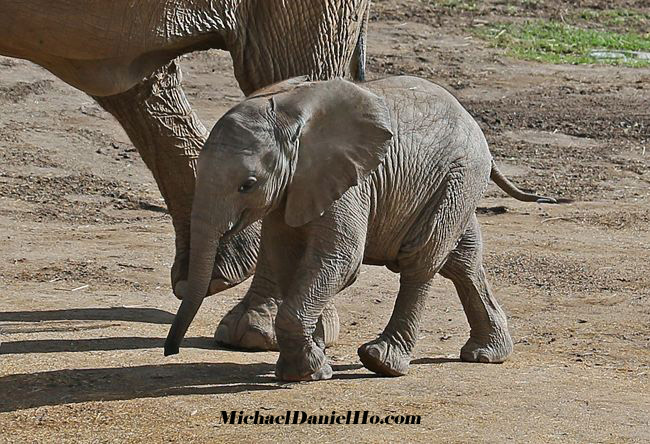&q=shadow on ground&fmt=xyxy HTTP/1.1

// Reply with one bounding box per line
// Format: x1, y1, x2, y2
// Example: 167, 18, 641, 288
0, 355, 465, 412
0, 306, 467, 412
0, 307, 175, 324
0, 362, 283, 412
0, 361, 430, 412
0, 336, 215, 354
